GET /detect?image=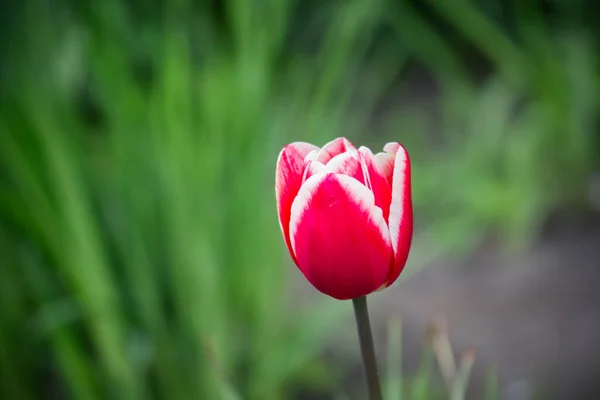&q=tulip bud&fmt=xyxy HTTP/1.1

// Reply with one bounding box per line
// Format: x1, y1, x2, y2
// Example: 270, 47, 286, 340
275, 137, 413, 300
